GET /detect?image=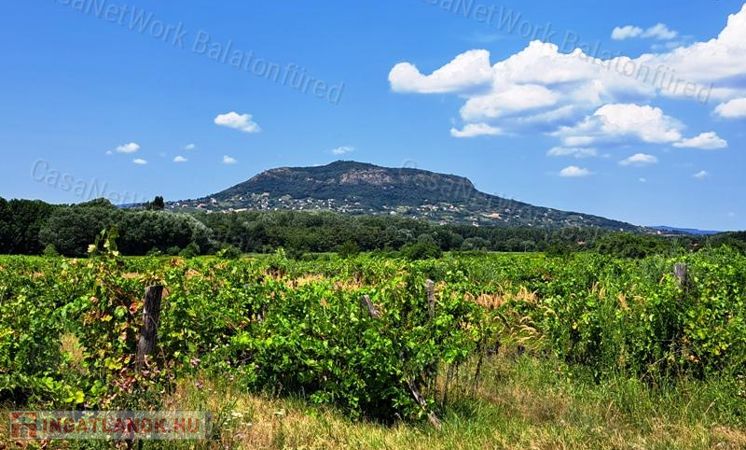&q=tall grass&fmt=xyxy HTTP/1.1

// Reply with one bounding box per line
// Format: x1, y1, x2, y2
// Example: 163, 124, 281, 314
6, 354, 740, 450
